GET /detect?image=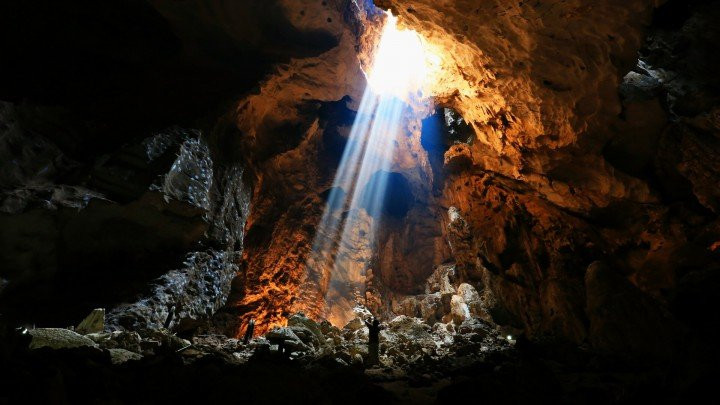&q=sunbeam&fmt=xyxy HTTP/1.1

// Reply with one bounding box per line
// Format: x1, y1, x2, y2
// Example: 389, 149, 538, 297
300, 11, 433, 326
